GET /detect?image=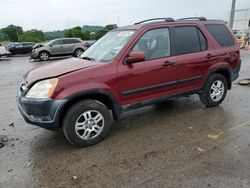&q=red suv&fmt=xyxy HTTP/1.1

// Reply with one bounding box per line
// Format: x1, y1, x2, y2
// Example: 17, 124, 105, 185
17, 17, 241, 147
